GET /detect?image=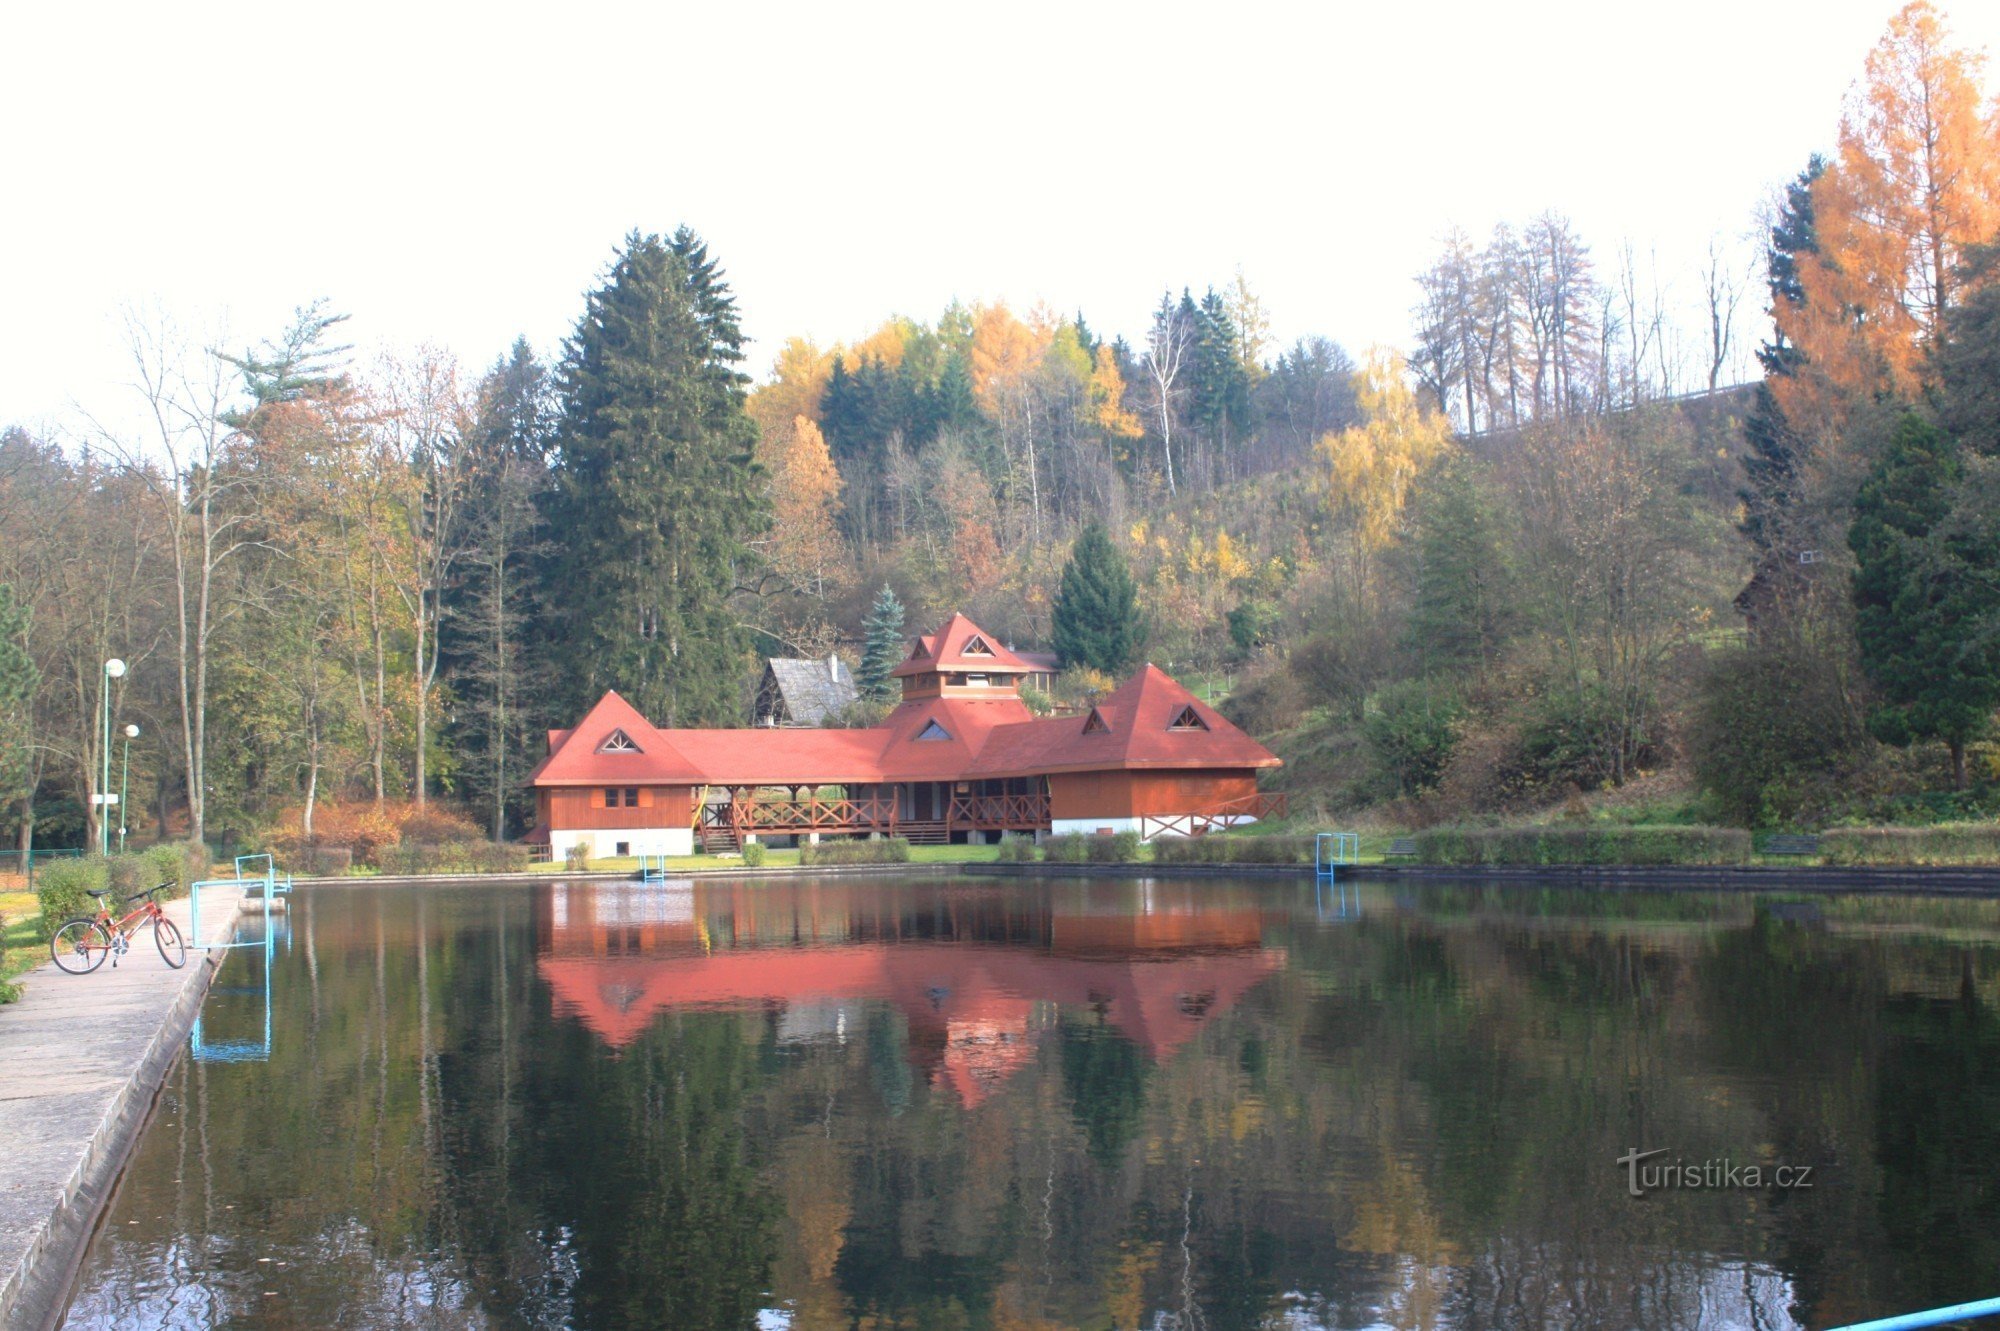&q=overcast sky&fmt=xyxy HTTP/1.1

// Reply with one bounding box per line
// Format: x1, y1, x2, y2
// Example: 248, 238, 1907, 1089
4, 0, 1996, 435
